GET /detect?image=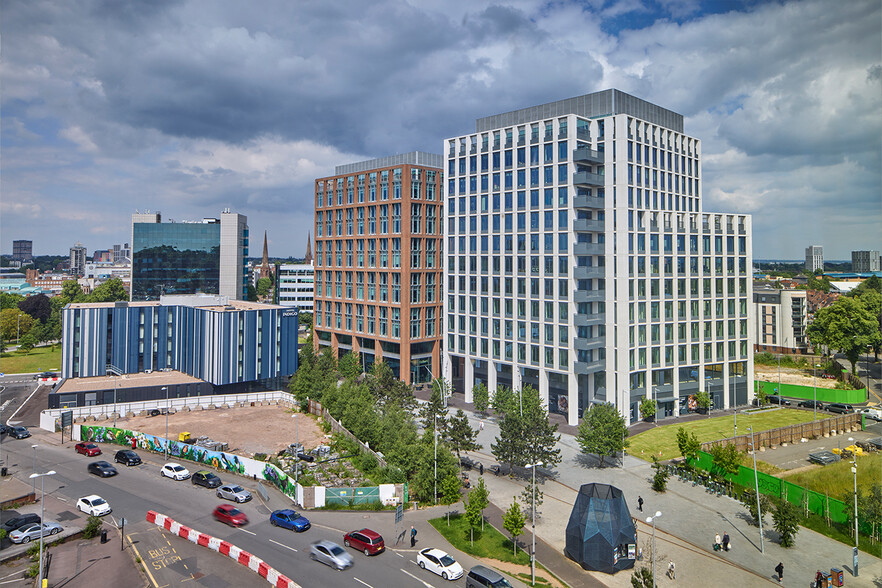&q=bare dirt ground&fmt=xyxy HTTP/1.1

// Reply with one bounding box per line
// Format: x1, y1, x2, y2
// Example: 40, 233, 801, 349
754, 364, 837, 388
95, 404, 329, 457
